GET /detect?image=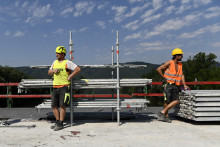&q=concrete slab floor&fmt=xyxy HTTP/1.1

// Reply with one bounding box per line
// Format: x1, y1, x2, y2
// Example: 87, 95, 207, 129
0, 108, 220, 147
